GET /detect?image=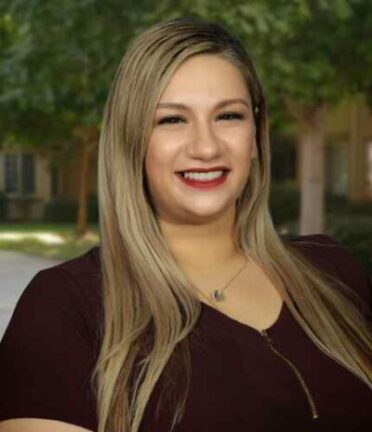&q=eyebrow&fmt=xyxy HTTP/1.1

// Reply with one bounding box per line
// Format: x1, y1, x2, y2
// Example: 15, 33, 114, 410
156, 98, 251, 110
